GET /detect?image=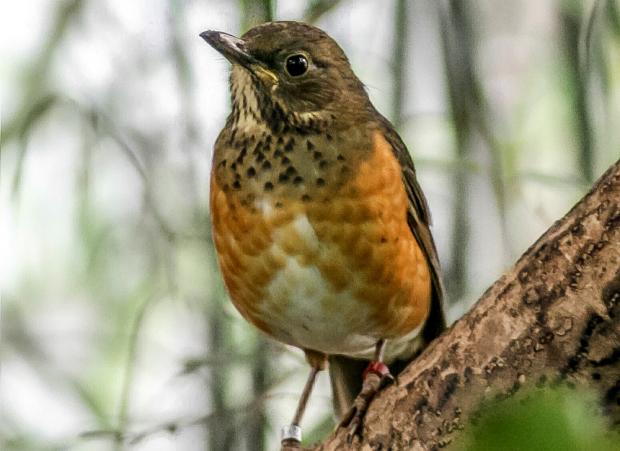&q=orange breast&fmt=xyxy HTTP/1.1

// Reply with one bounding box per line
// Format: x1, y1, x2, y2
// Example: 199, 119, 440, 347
210, 130, 431, 357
